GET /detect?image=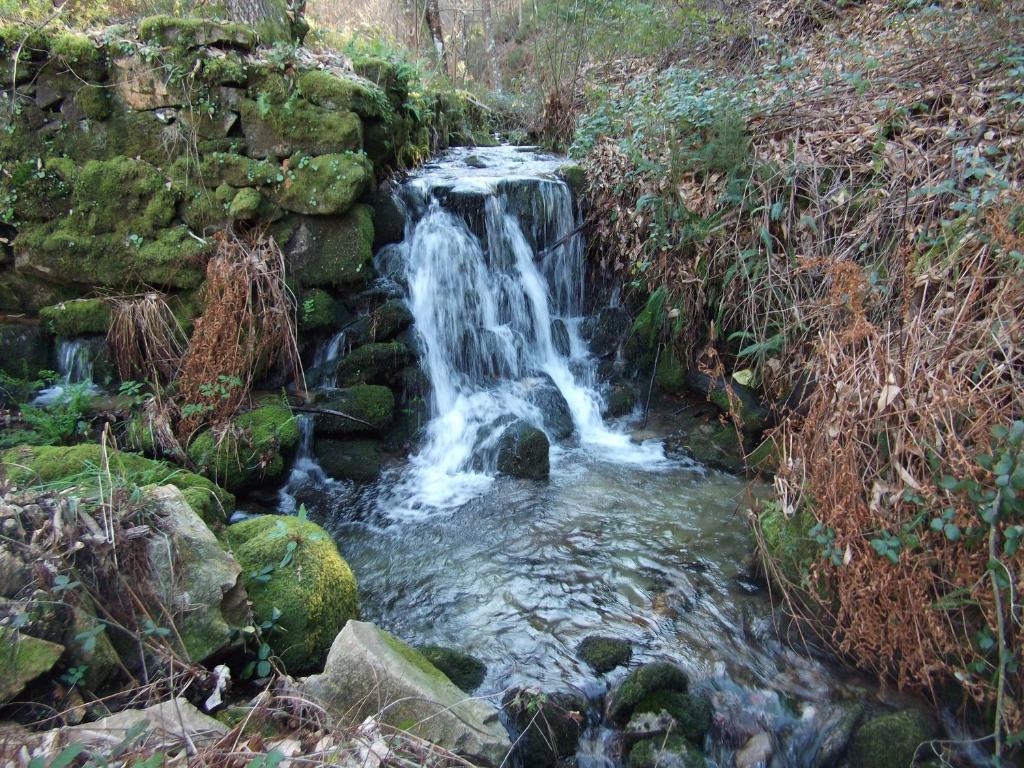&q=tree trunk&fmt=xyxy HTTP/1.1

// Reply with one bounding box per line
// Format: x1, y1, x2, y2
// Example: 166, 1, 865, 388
482, 0, 501, 92
225, 0, 294, 42
424, 0, 449, 74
